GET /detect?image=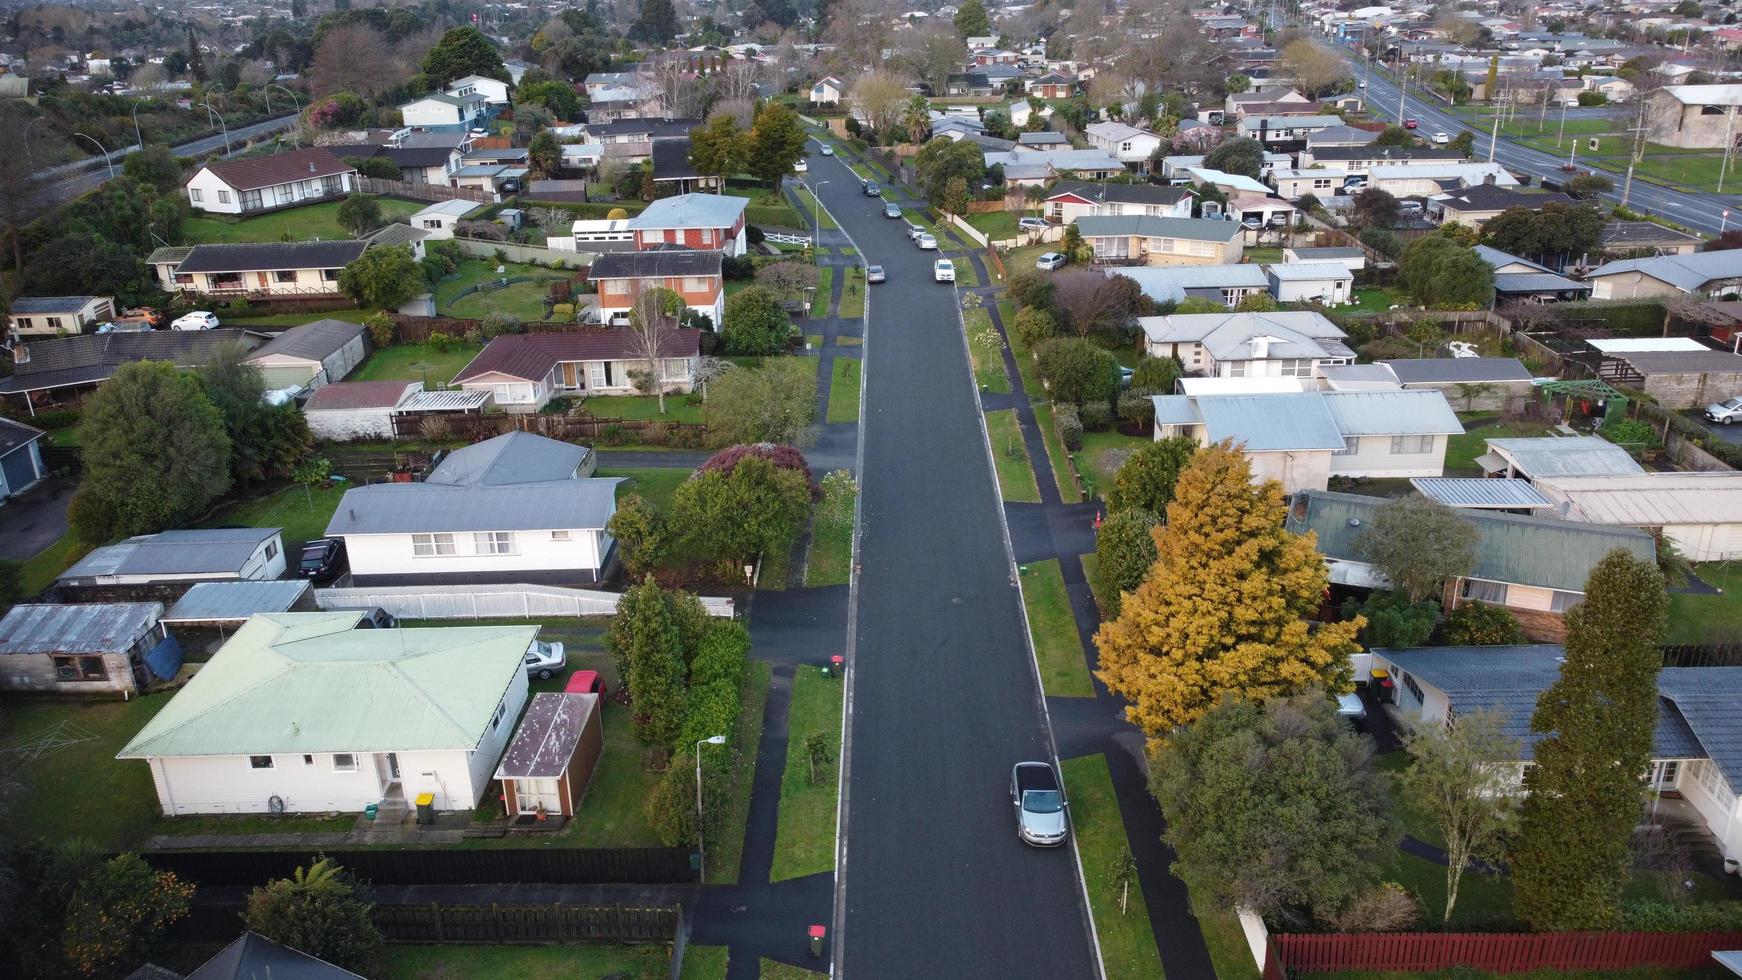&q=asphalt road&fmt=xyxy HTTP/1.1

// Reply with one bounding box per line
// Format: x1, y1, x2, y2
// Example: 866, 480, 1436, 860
810, 150, 1101, 977
43, 113, 301, 200
1340, 48, 1742, 236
